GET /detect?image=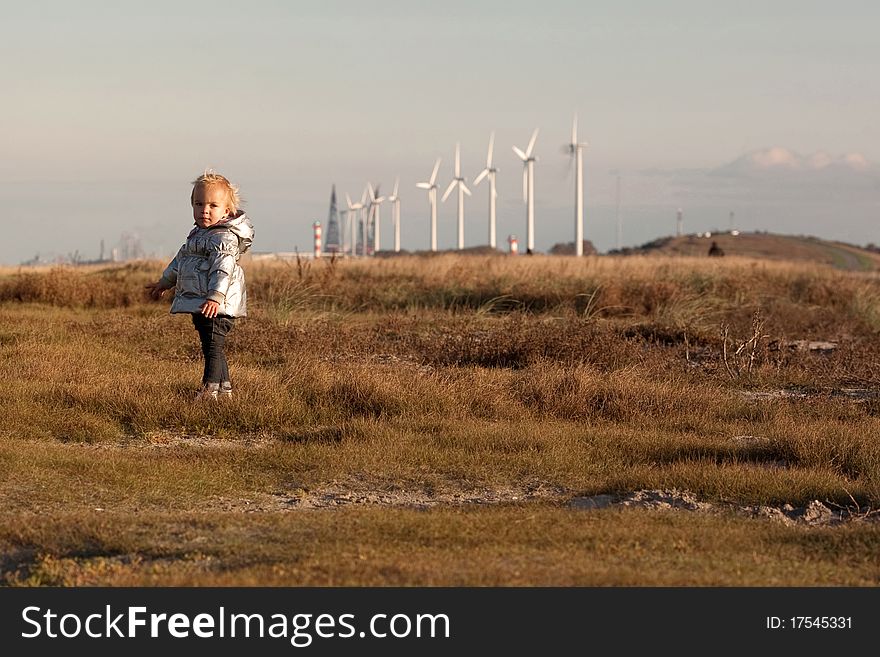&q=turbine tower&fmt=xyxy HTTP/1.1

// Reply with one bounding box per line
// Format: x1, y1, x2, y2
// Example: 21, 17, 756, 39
566, 115, 589, 256
346, 191, 366, 256
513, 128, 539, 254
615, 174, 622, 251
367, 182, 385, 254
441, 143, 471, 250
388, 176, 401, 252
340, 201, 352, 255
359, 187, 370, 255
474, 132, 498, 249
416, 158, 442, 251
